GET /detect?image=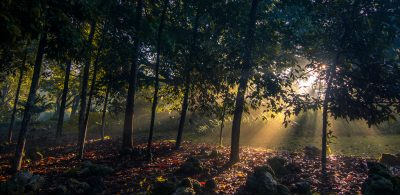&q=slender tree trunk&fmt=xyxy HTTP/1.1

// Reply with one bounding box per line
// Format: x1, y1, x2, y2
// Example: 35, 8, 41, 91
175, 7, 200, 149
122, 0, 144, 152
77, 21, 96, 159
7, 64, 25, 143
70, 95, 79, 119
82, 49, 101, 144
148, 0, 169, 156
101, 83, 110, 140
13, 33, 46, 172
56, 60, 72, 139
230, 0, 258, 163
219, 103, 226, 147
321, 56, 338, 186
